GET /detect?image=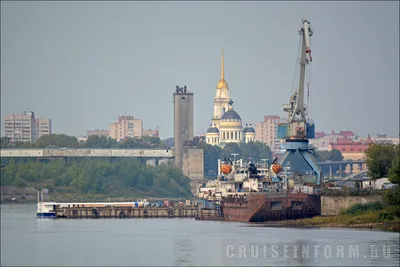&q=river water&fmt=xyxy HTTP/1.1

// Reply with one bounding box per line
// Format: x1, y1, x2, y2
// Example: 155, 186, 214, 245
1, 204, 399, 266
